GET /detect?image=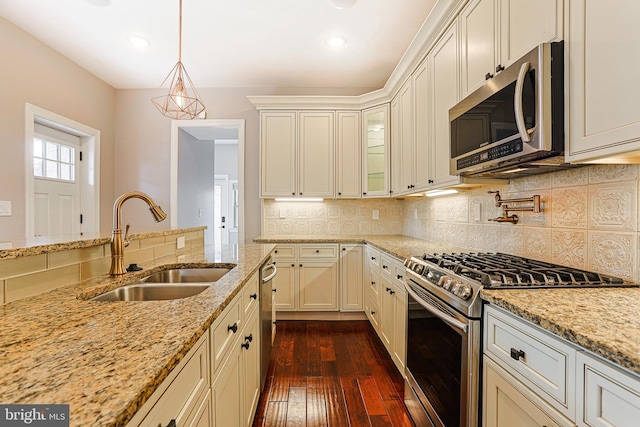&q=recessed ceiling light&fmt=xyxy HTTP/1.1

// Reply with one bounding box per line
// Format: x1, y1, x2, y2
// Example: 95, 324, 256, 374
326, 36, 346, 48
331, 0, 356, 9
127, 35, 150, 48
